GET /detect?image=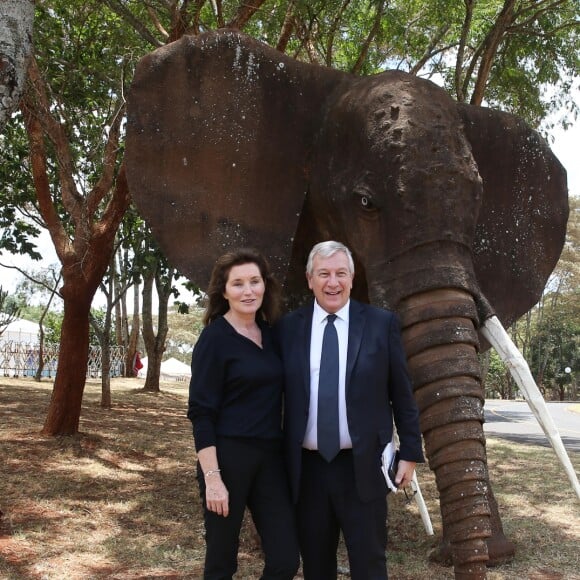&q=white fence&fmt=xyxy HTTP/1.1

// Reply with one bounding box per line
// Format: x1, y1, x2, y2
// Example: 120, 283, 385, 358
0, 339, 125, 378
